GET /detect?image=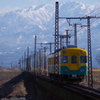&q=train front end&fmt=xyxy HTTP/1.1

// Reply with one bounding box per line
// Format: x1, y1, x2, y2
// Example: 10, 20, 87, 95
59, 46, 88, 82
